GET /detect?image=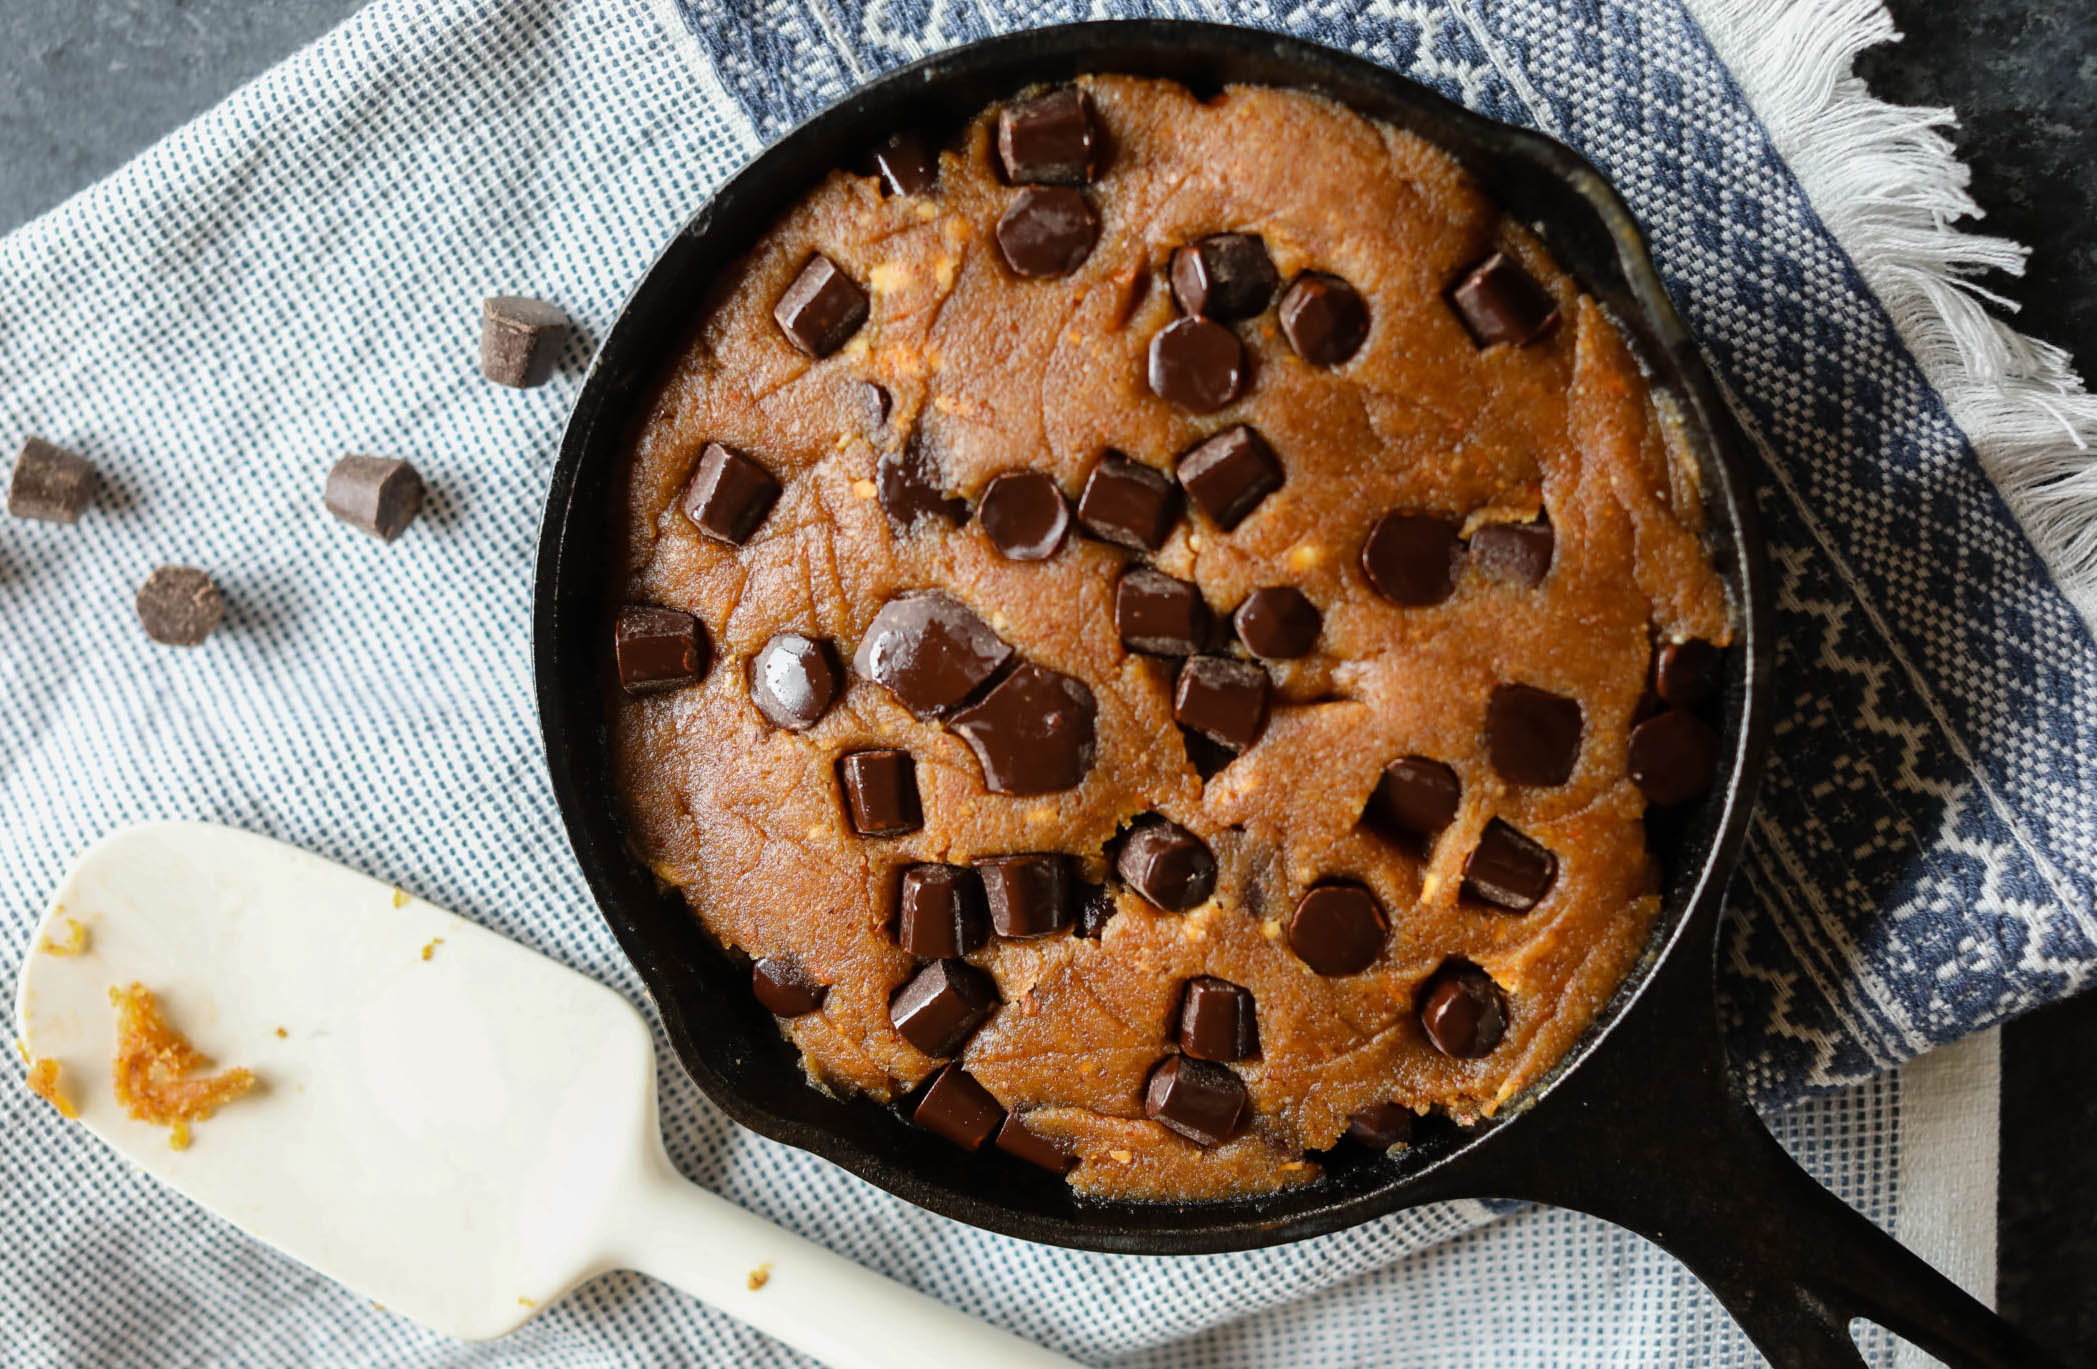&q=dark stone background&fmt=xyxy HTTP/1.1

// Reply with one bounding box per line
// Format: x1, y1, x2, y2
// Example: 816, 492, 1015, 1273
2, 0, 2091, 1362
